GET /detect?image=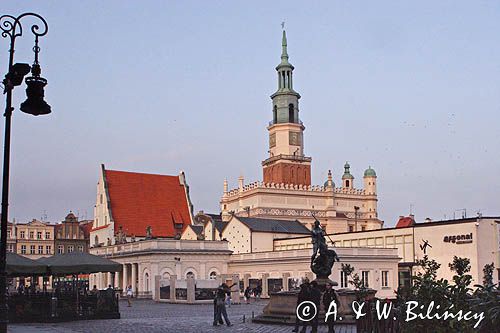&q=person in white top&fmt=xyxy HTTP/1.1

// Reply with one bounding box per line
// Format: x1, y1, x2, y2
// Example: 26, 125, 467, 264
126, 285, 133, 307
